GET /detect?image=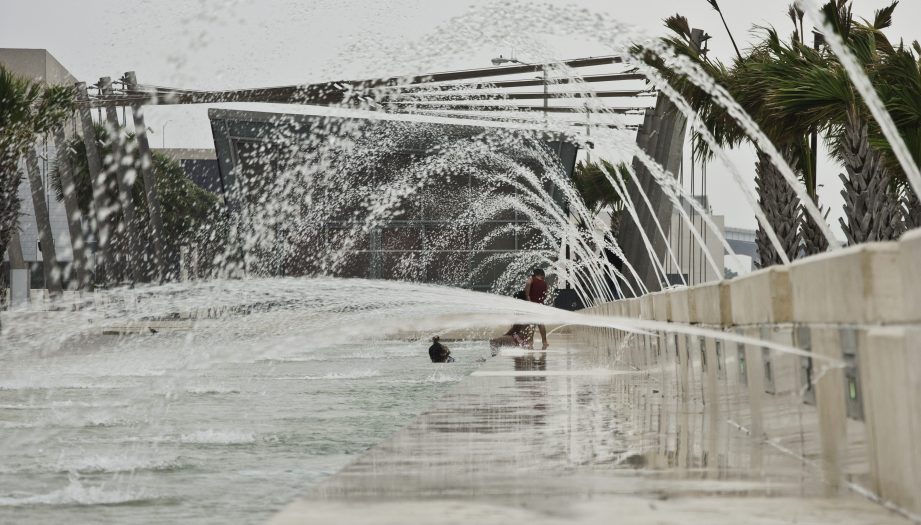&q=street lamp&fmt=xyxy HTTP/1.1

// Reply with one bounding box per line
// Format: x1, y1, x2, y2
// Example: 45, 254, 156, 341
161, 120, 174, 148
493, 55, 567, 287
490, 55, 516, 66
490, 55, 548, 117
